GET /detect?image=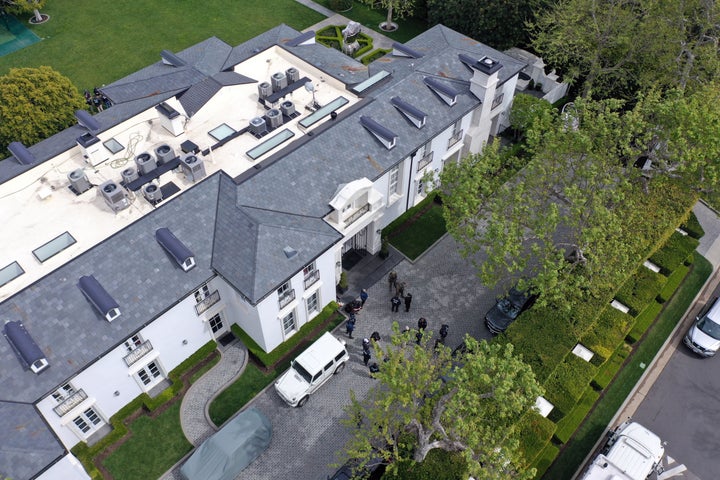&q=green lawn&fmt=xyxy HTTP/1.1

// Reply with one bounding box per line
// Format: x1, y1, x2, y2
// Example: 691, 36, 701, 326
0, 1, 324, 89
209, 363, 280, 427
102, 401, 191, 480
542, 252, 712, 479
387, 200, 447, 260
